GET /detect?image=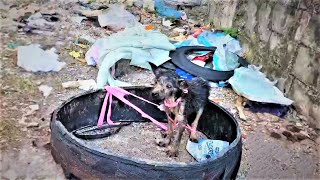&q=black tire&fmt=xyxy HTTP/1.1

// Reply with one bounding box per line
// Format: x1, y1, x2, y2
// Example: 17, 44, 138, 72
169, 46, 249, 82
50, 87, 242, 180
